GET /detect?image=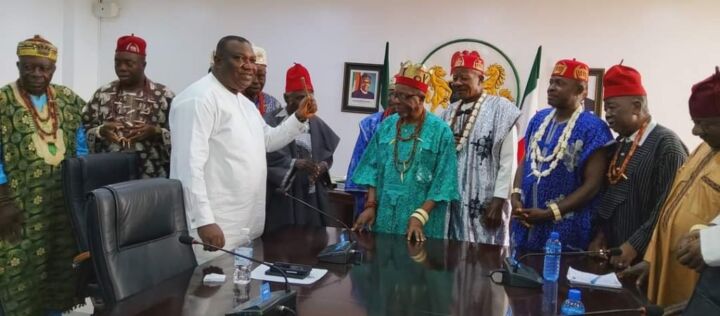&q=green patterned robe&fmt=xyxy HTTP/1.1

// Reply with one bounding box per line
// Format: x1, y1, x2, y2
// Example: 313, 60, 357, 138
0, 82, 84, 316
352, 113, 459, 239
